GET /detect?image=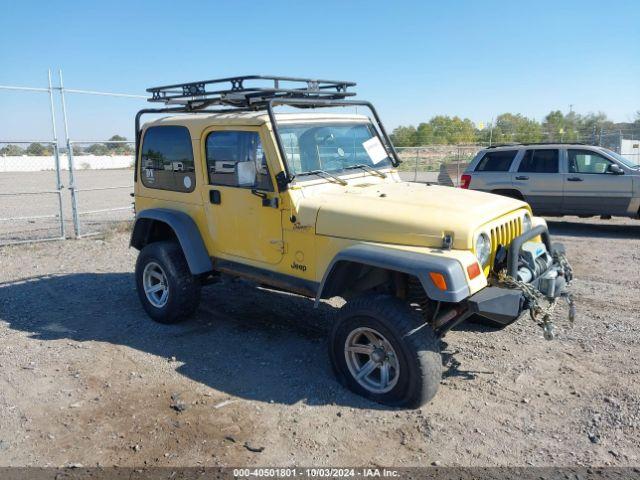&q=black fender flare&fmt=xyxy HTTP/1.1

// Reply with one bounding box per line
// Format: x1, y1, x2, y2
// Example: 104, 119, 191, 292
315, 244, 471, 306
130, 208, 213, 275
